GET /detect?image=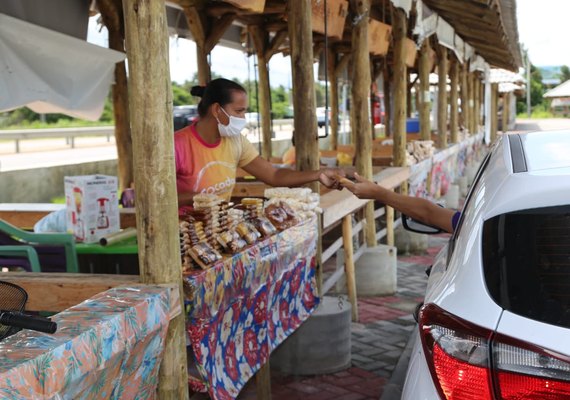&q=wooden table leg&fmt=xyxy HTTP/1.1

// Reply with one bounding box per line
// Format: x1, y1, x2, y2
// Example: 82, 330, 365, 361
255, 361, 272, 399
342, 214, 358, 322
386, 205, 394, 247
